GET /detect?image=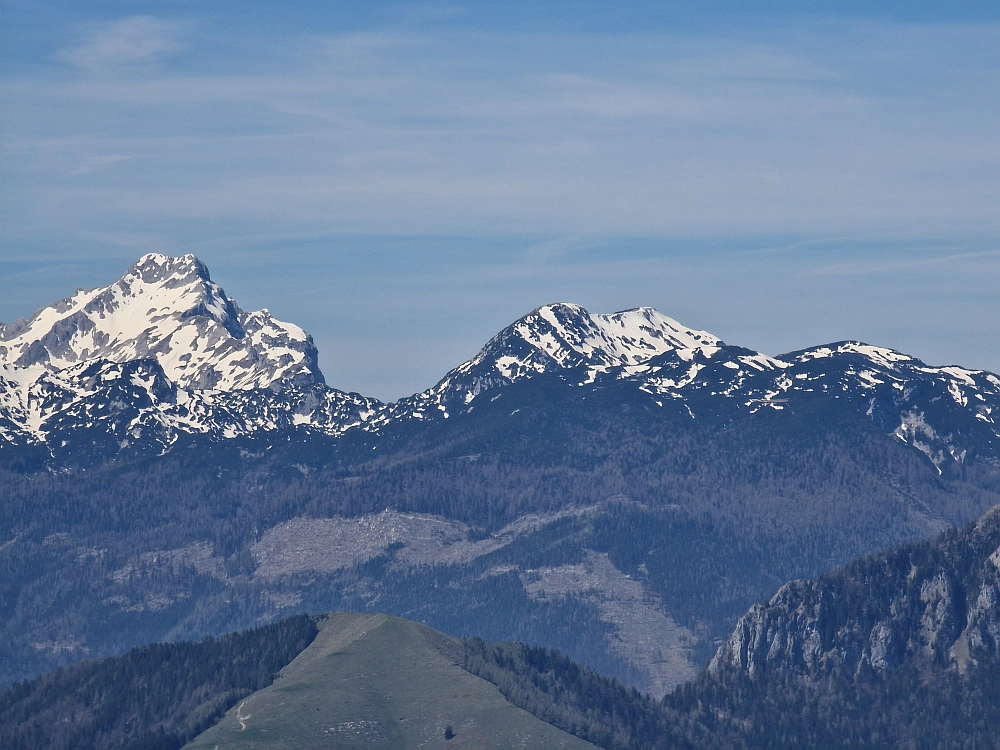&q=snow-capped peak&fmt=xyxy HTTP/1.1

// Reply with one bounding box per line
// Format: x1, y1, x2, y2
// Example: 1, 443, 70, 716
375, 303, 733, 420
789, 341, 917, 370
0, 253, 323, 391
483, 302, 722, 377
523, 303, 721, 368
